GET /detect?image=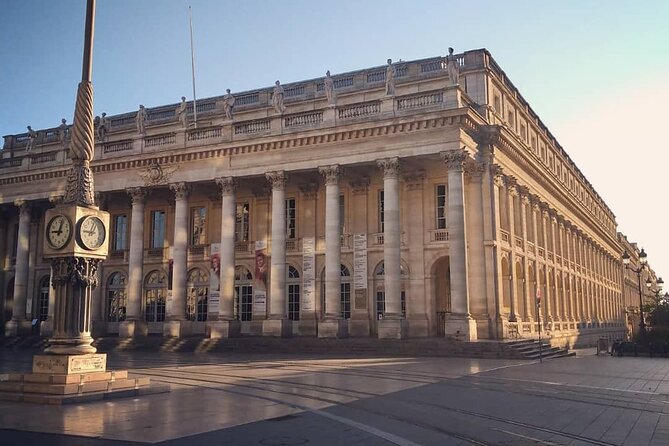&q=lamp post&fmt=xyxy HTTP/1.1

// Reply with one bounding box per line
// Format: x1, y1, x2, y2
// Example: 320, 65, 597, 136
622, 248, 648, 334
